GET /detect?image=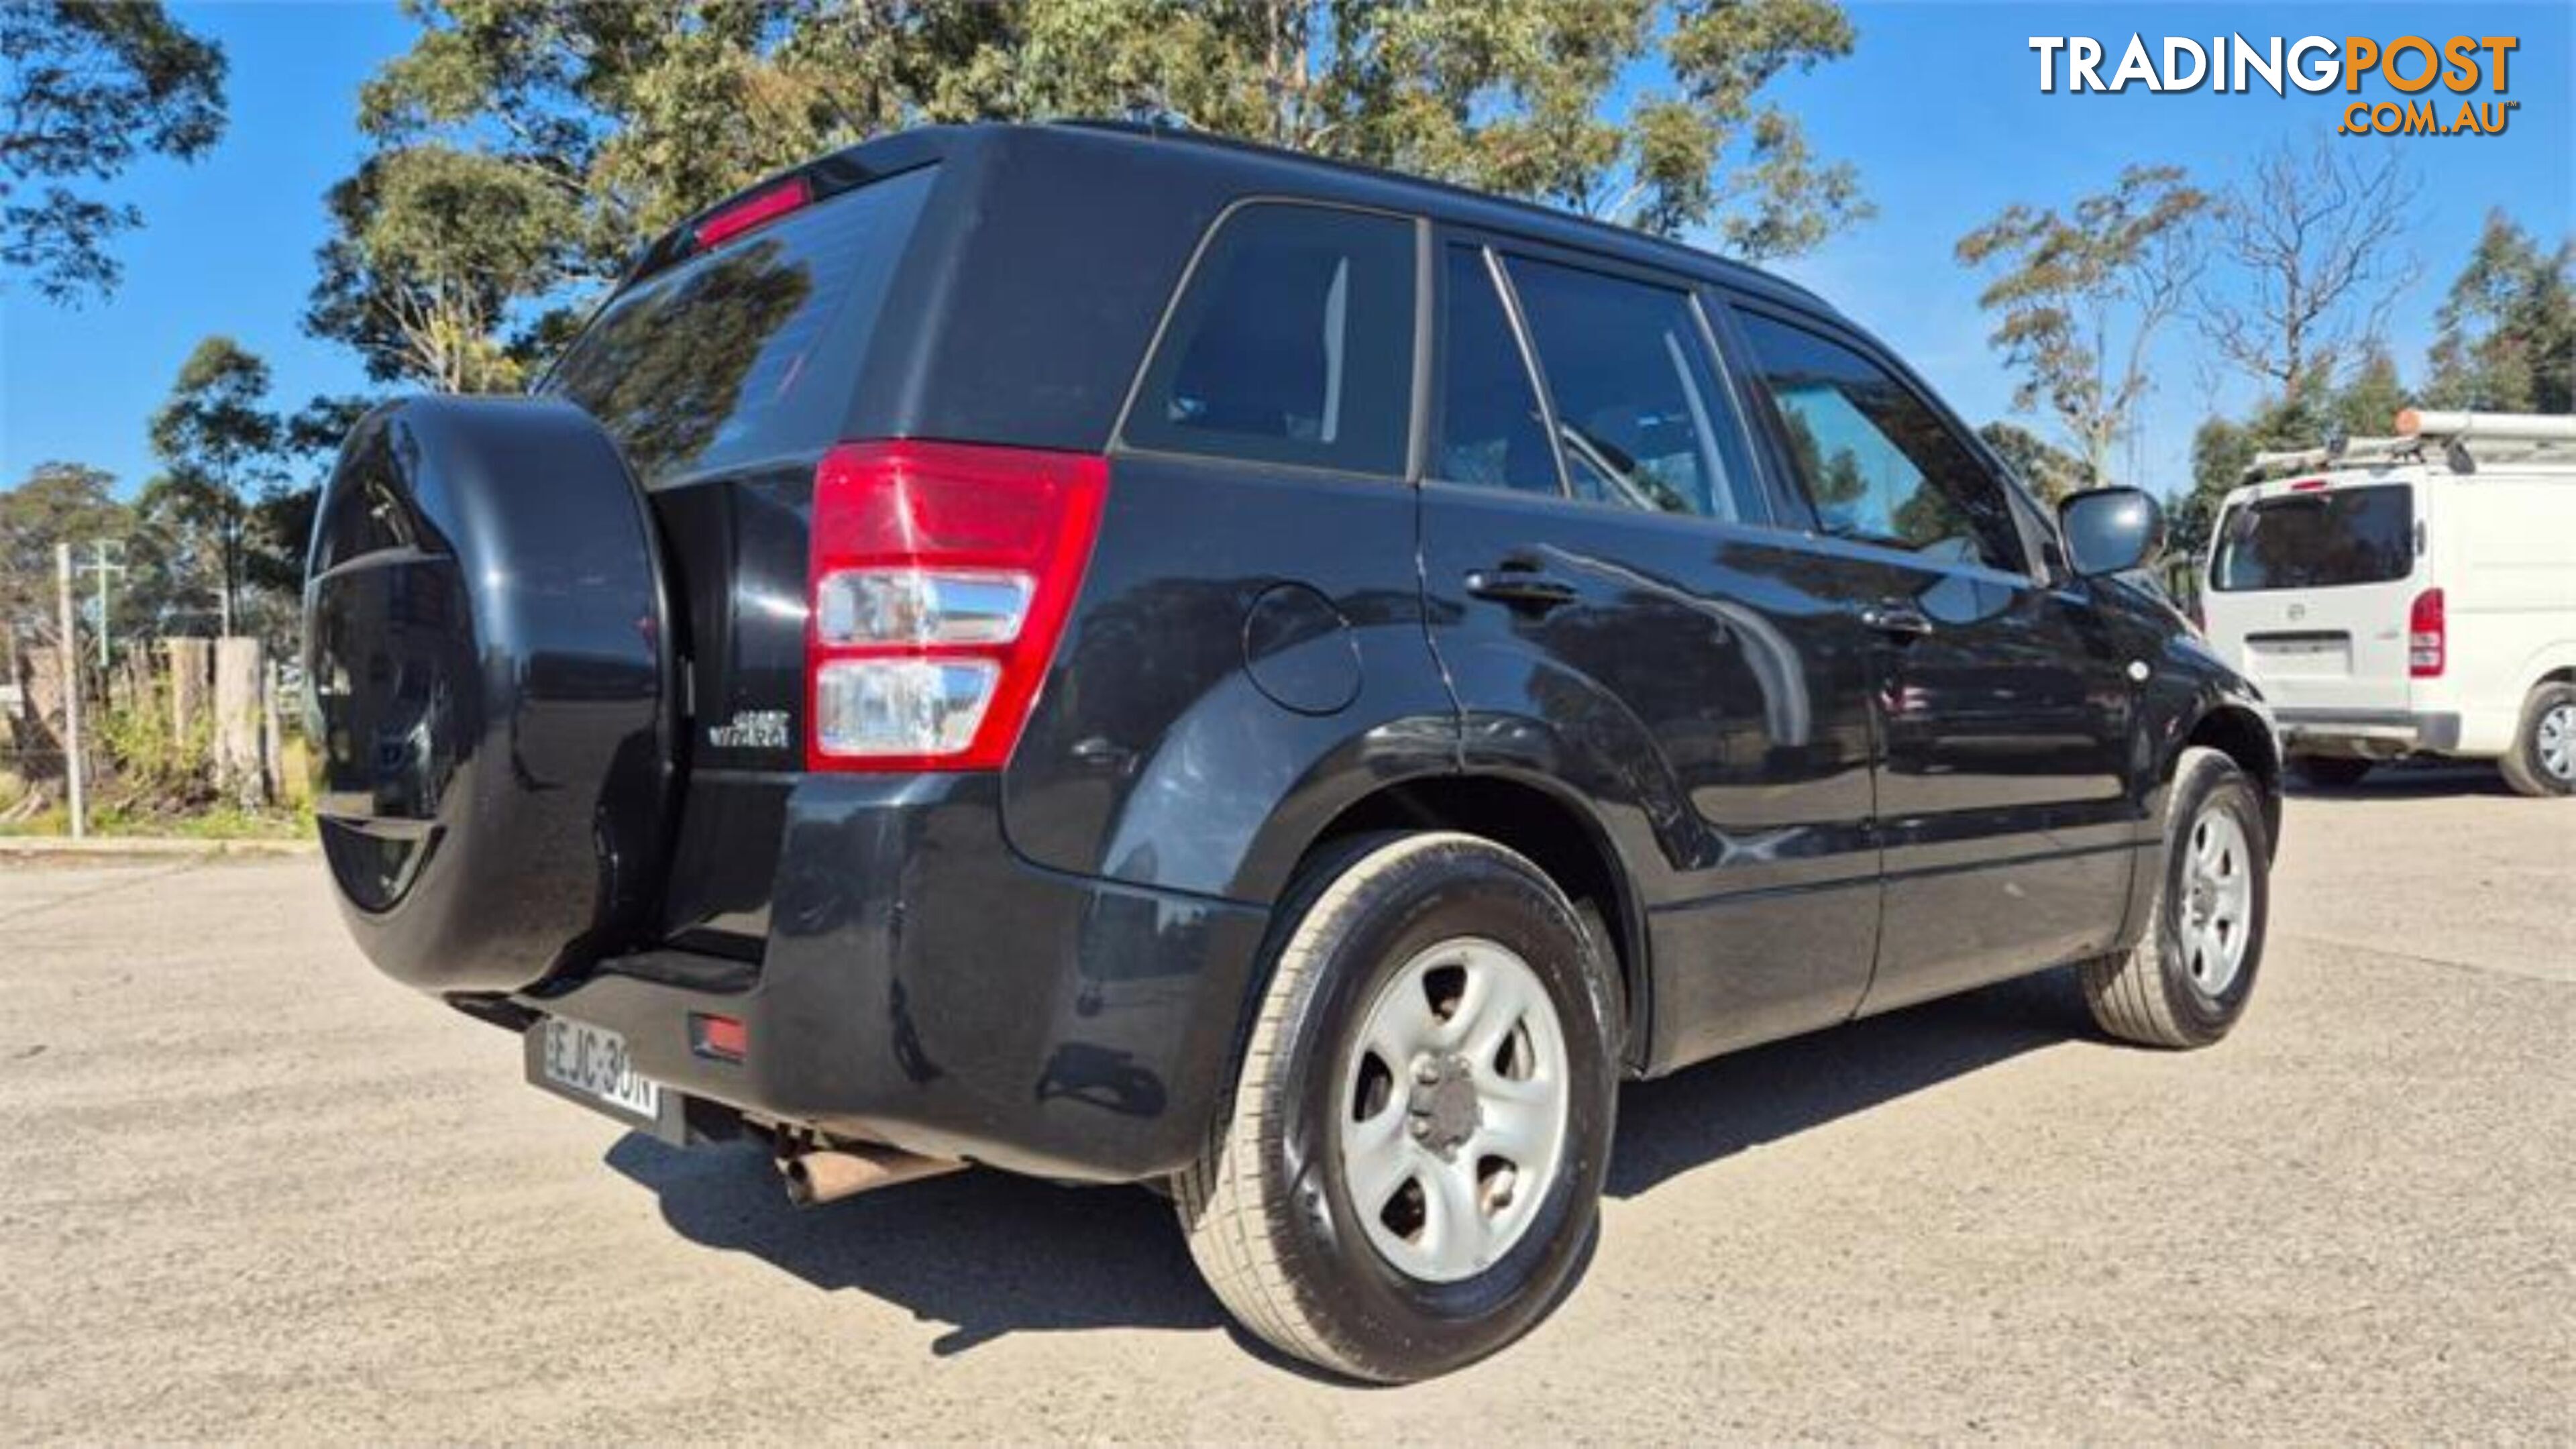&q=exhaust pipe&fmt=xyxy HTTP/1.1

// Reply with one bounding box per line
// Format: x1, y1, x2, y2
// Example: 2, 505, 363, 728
778, 1142, 964, 1206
